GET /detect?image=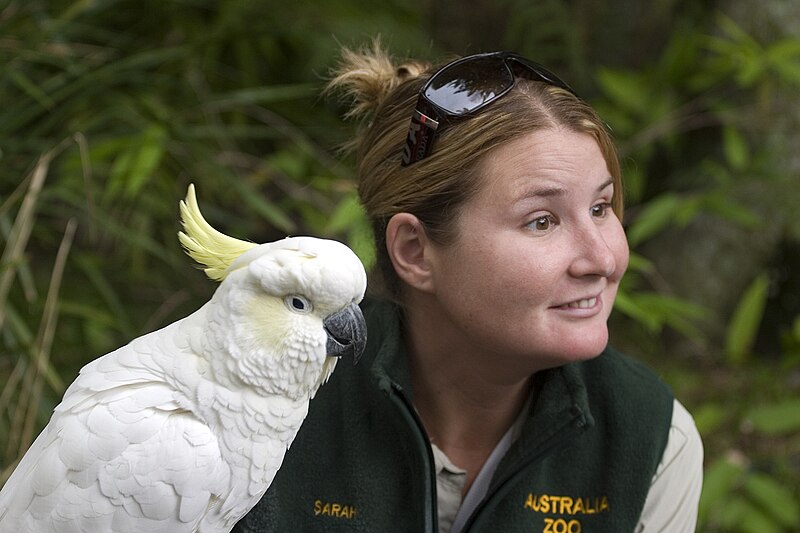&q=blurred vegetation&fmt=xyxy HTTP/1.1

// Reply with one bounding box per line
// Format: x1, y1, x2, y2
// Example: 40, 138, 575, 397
1, 1, 798, 531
